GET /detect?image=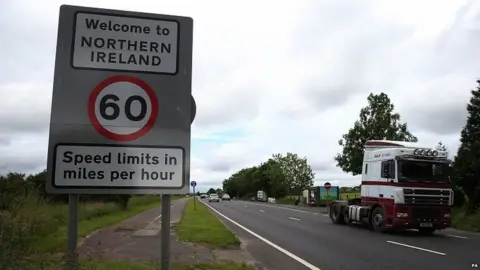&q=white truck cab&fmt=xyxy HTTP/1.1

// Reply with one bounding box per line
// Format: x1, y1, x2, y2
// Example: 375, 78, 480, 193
330, 140, 453, 235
